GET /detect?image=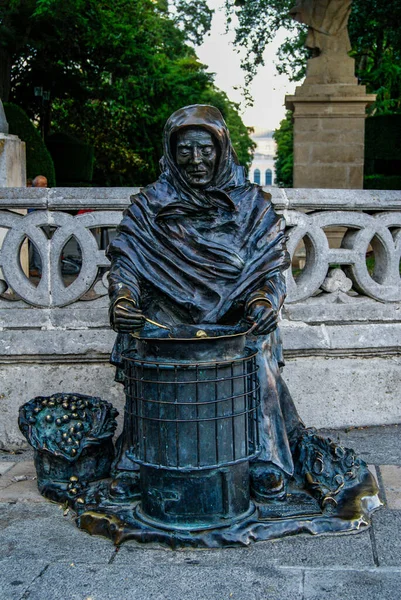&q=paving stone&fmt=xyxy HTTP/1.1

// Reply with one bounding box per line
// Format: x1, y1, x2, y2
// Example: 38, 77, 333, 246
115, 528, 375, 569
0, 461, 45, 503
0, 421, 397, 600
21, 561, 304, 600
303, 568, 401, 600
0, 462, 15, 476
371, 508, 401, 567
0, 558, 49, 600
0, 449, 34, 463
380, 465, 401, 509
321, 425, 401, 465
256, 529, 375, 568
0, 501, 115, 563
